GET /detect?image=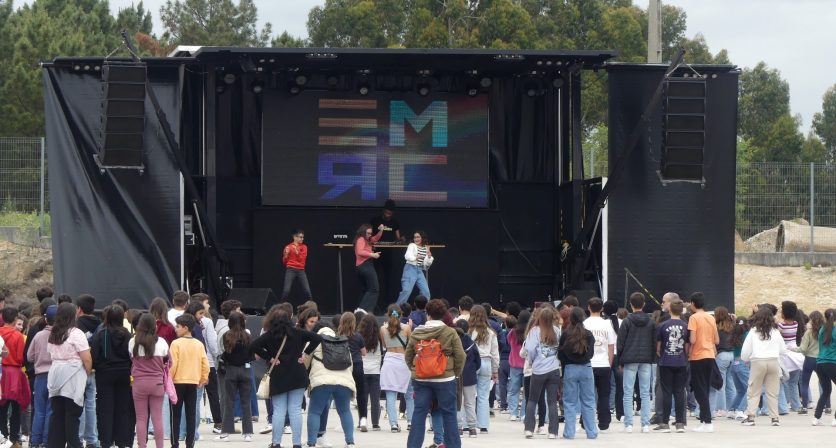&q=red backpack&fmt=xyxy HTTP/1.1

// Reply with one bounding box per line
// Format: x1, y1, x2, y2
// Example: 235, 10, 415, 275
415, 338, 448, 378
